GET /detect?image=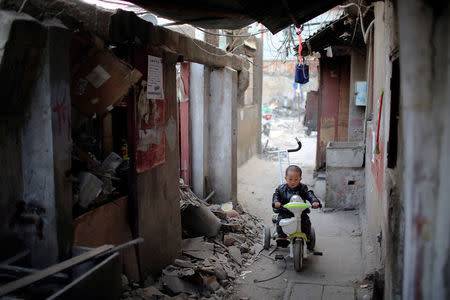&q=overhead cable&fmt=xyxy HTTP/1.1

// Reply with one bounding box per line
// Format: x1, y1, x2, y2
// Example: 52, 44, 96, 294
193, 26, 269, 38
